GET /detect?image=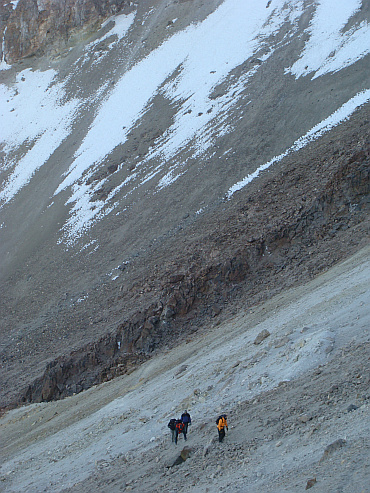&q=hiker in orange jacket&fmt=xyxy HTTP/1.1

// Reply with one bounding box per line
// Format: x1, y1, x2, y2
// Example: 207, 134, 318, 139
216, 414, 228, 442
175, 419, 187, 444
